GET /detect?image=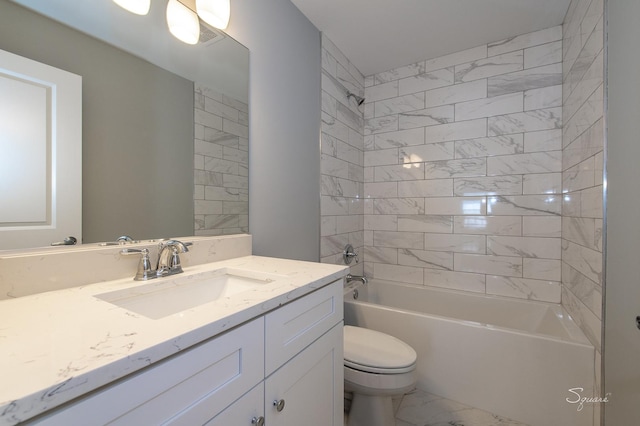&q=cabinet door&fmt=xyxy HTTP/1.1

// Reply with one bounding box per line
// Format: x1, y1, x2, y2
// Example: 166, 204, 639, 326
265, 323, 343, 426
